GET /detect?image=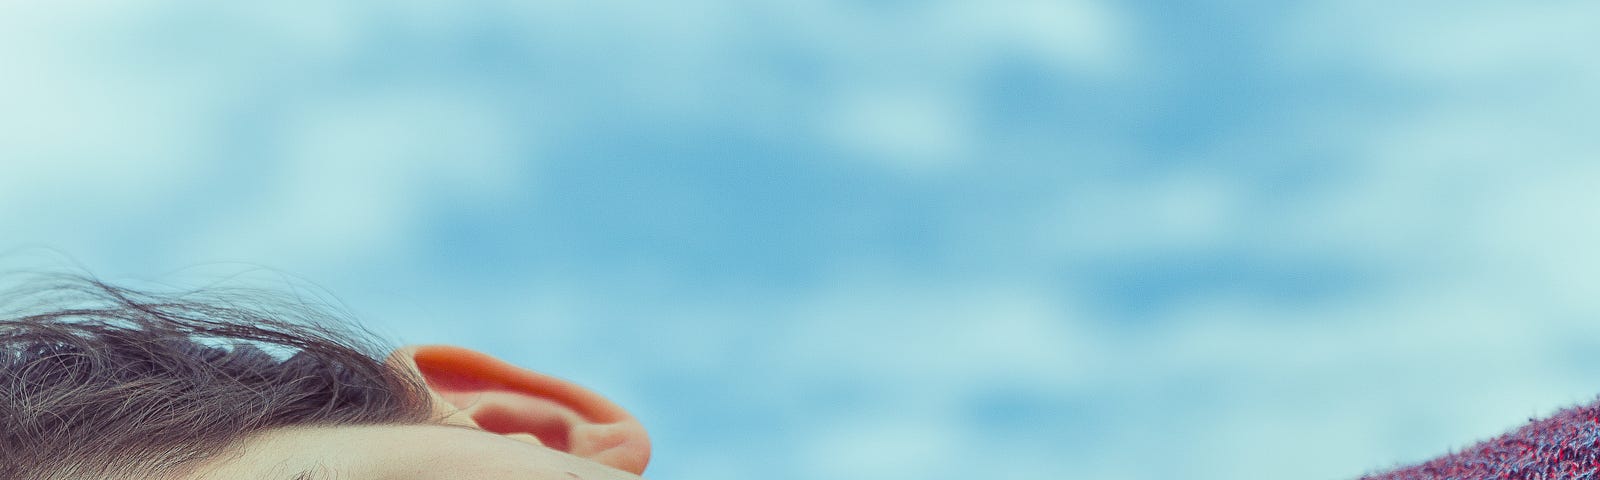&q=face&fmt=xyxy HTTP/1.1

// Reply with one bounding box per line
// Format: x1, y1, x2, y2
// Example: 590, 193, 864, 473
187, 423, 645, 480
182, 344, 653, 479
